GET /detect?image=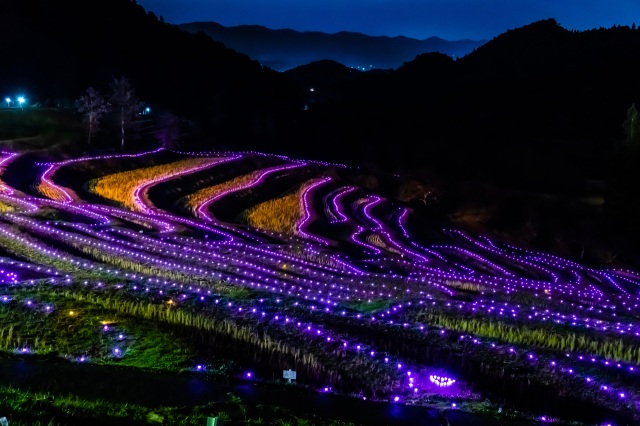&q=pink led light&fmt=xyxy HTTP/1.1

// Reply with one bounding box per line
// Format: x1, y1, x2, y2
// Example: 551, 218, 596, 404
195, 162, 305, 221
